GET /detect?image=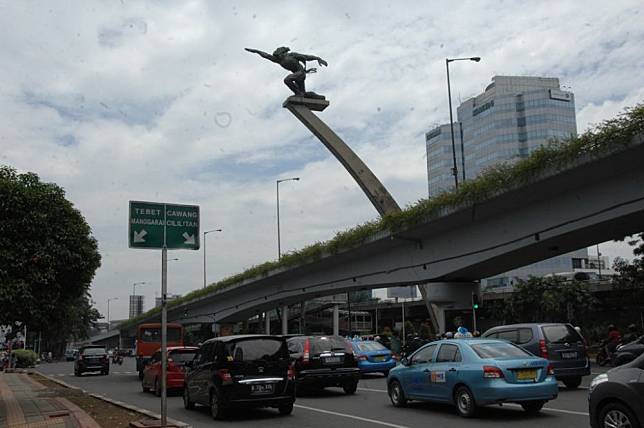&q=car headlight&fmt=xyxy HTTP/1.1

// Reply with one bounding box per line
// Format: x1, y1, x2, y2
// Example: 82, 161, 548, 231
589, 373, 608, 393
